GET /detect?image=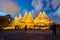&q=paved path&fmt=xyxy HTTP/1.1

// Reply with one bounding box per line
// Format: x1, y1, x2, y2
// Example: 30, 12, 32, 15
0, 30, 60, 40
